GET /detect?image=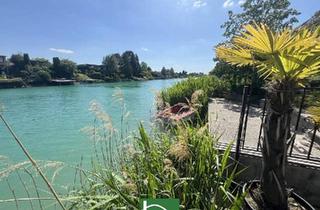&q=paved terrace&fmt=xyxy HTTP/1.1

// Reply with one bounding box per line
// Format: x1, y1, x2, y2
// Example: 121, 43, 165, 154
208, 98, 320, 161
